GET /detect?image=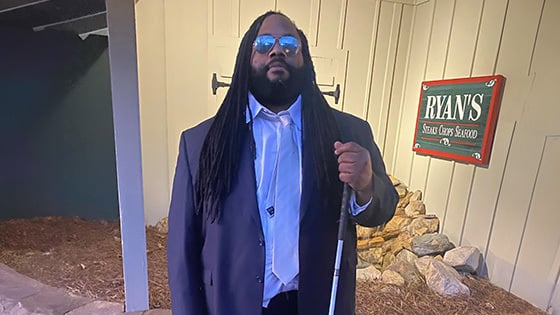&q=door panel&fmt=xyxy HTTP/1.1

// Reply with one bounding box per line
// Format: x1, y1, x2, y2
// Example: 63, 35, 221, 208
211, 0, 237, 37
208, 36, 239, 114
276, 0, 314, 36
240, 0, 275, 34
208, 0, 350, 113
310, 46, 348, 111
